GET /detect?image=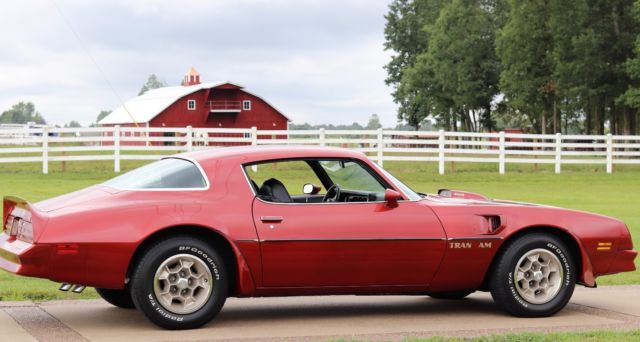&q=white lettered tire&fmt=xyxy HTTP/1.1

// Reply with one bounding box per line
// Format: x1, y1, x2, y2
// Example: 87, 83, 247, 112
489, 233, 576, 317
130, 236, 228, 329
